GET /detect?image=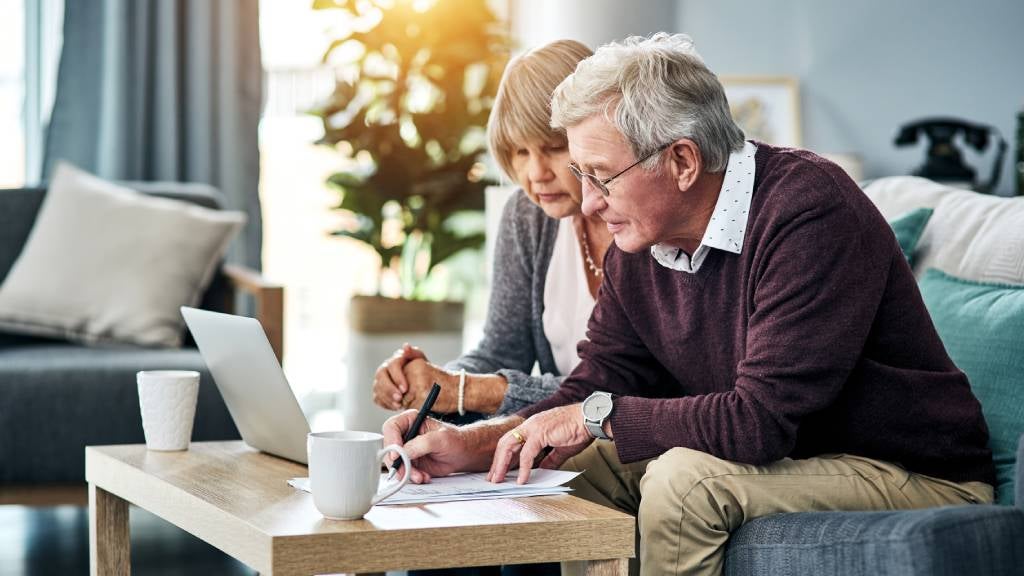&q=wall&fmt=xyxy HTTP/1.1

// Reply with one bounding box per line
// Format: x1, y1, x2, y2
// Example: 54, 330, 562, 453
512, 0, 675, 53
510, 1, 1024, 195
677, 0, 1024, 194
